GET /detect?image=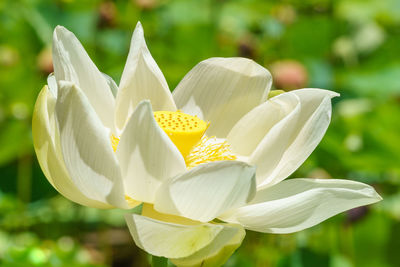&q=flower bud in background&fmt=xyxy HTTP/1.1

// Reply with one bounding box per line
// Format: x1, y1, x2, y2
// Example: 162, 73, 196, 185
270, 59, 308, 90
98, 1, 117, 28
37, 47, 53, 75
134, 0, 159, 10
